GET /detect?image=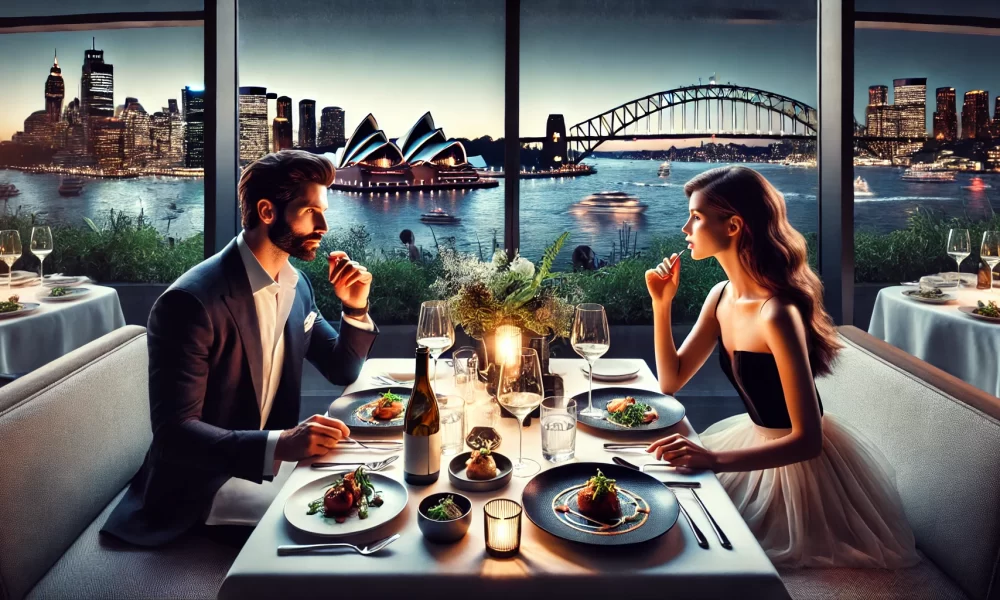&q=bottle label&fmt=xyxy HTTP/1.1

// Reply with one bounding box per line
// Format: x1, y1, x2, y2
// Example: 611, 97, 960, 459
404, 431, 442, 476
